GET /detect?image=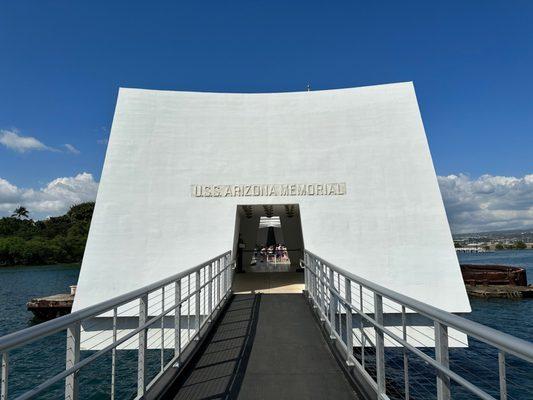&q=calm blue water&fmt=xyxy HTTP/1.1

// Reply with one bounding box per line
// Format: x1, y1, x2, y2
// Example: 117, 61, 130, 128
457, 250, 533, 342
0, 251, 532, 399
354, 251, 533, 400
0, 265, 148, 399
443, 251, 531, 399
